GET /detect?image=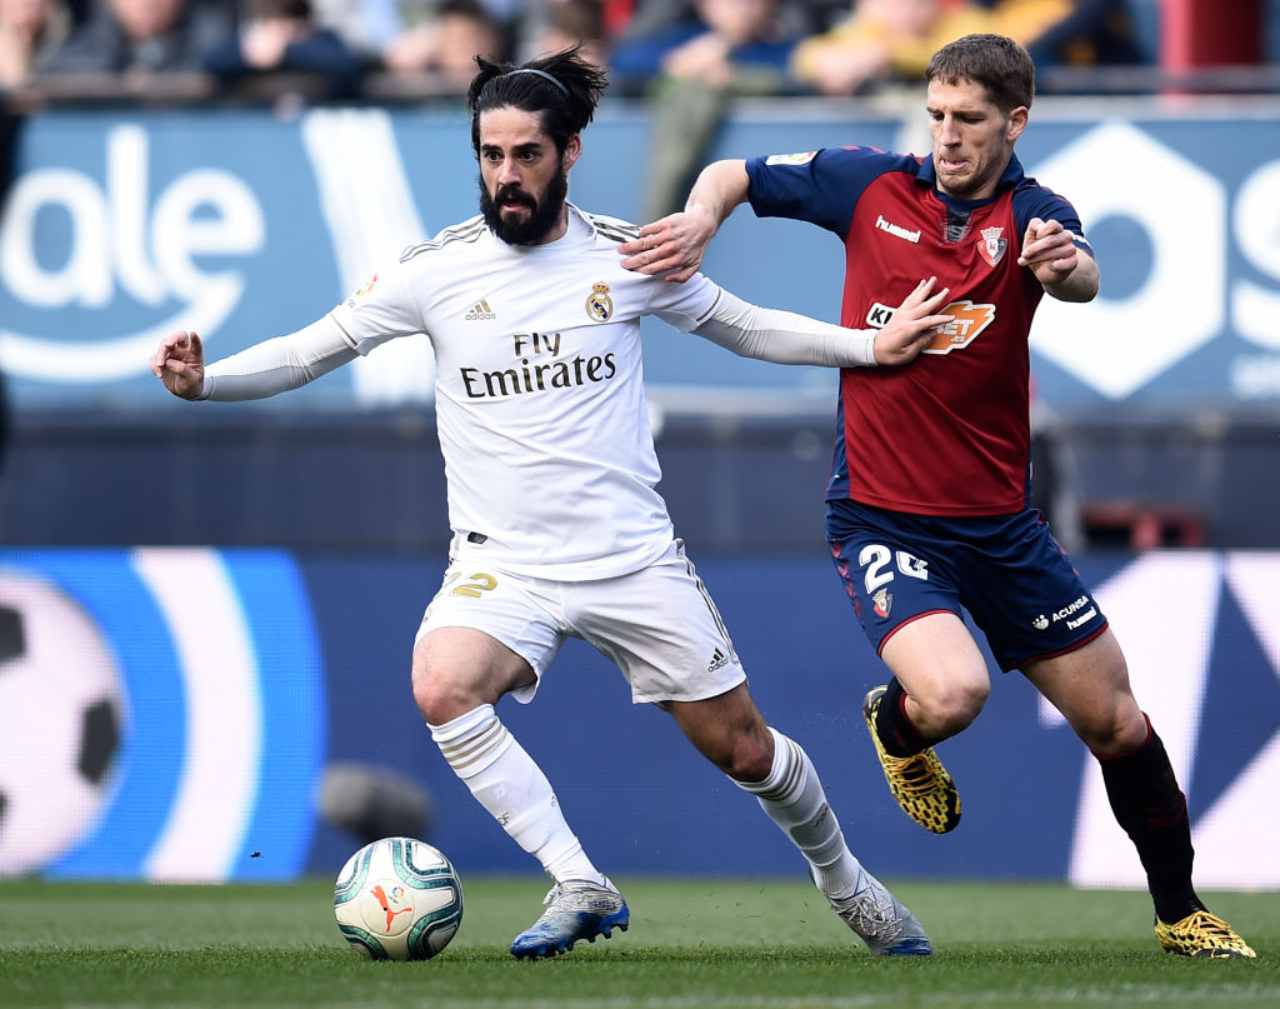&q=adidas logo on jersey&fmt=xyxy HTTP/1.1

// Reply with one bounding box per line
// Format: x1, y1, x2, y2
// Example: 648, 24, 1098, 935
465, 299, 496, 321
707, 647, 731, 673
